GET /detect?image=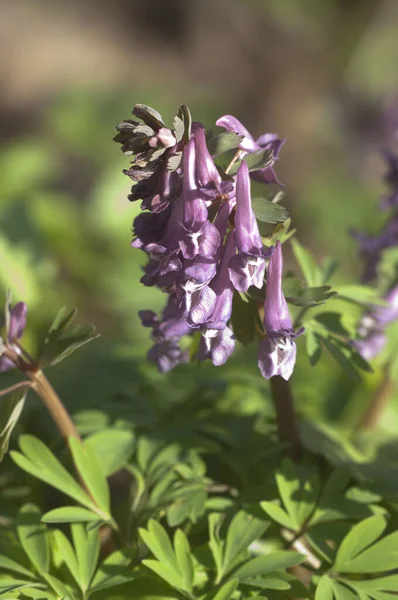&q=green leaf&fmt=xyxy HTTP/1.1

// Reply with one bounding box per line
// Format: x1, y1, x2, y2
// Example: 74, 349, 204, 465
90, 548, 136, 592
243, 576, 291, 590
142, 560, 183, 590
71, 523, 100, 591
207, 132, 243, 156
320, 336, 361, 382
68, 437, 110, 516
133, 104, 165, 129
0, 554, 35, 579
306, 328, 322, 366
167, 486, 207, 526
331, 580, 361, 600
139, 520, 178, 570
275, 459, 301, 528
222, 510, 269, 576
42, 506, 99, 523
11, 435, 93, 509
334, 515, 387, 571
228, 148, 273, 175
0, 388, 27, 462
315, 575, 334, 600
337, 285, 384, 306
211, 579, 239, 600
260, 501, 294, 529
231, 292, 257, 346
84, 429, 134, 477
43, 573, 71, 598
251, 197, 289, 224
353, 574, 398, 592
177, 104, 192, 144
291, 238, 320, 286
208, 513, 224, 580
52, 529, 80, 588
136, 436, 161, 473
230, 551, 305, 581
39, 307, 99, 367
0, 579, 45, 594
173, 529, 194, 593
341, 529, 398, 573
17, 504, 49, 575
286, 285, 336, 308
